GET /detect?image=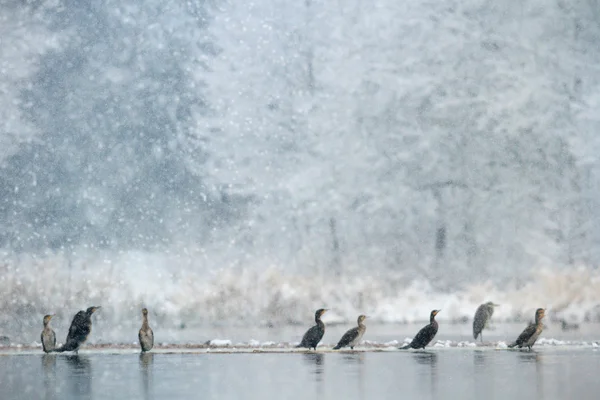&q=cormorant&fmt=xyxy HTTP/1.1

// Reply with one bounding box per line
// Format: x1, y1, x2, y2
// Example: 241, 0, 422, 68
138, 308, 154, 352
41, 314, 56, 353
296, 308, 327, 350
508, 308, 545, 351
55, 306, 101, 353
473, 302, 499, 341
333, 315, 367, 350
399, 310, 440, 349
